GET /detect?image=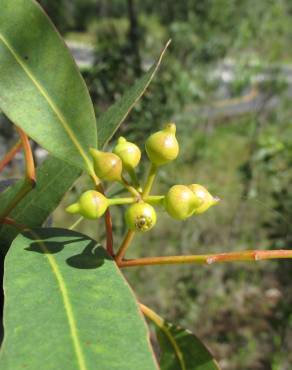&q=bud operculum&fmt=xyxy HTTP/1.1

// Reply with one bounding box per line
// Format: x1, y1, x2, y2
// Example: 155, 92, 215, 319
113, 137, 141, 170
89, 148, 122, 182
188, 184, 219, 215
145, 123, 179, 166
